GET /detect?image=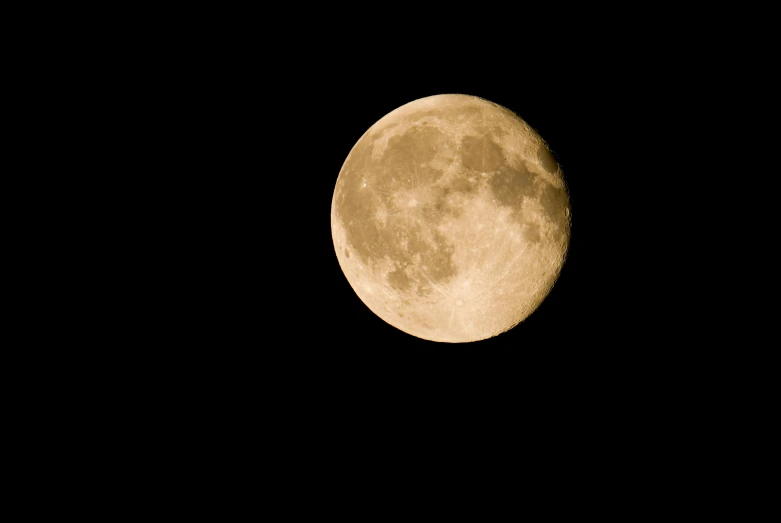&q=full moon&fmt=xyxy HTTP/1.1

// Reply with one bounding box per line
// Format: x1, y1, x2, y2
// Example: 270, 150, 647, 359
331, 94, 571, 343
